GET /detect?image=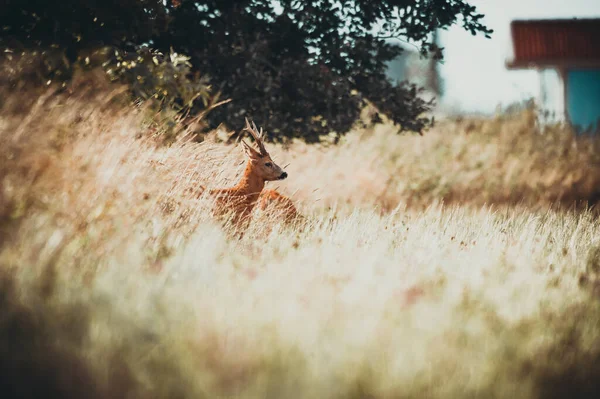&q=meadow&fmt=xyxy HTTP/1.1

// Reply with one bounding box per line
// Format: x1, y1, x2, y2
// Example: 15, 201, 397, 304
2, 76, 600, 399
